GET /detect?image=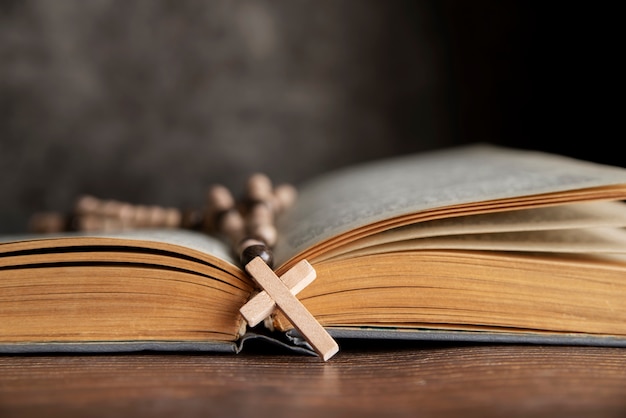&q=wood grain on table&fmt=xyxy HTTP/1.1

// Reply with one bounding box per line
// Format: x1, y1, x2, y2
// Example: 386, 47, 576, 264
1, 341, 625, 418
